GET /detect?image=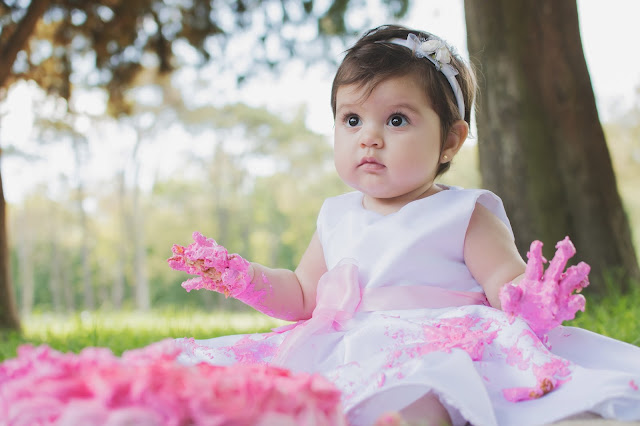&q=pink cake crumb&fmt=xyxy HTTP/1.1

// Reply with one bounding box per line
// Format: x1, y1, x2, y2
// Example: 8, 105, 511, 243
499, 236, 590, 344
168, 231, 251, 297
